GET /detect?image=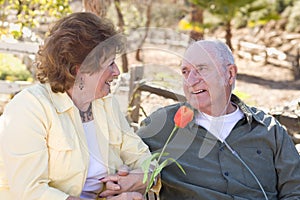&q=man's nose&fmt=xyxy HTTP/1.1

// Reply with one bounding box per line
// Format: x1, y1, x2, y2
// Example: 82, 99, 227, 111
185, 68, 201, 86
113, 63, 120, 76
